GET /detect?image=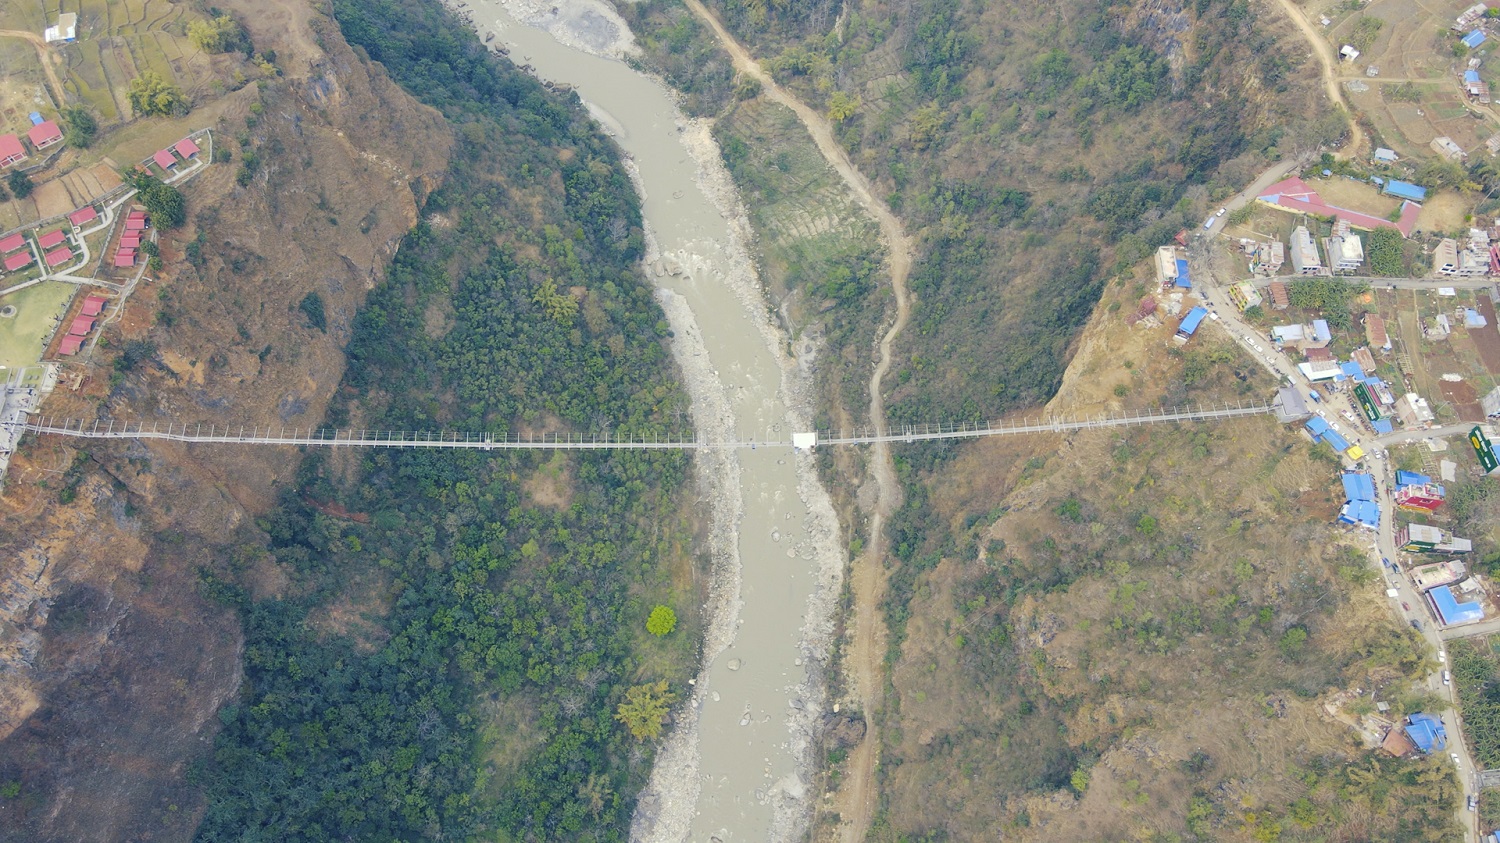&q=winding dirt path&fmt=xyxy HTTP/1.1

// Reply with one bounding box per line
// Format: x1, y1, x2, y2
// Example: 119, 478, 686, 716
678, 1, 912, 838
1268, 0, 1365, 158
0, 29, 66, 110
